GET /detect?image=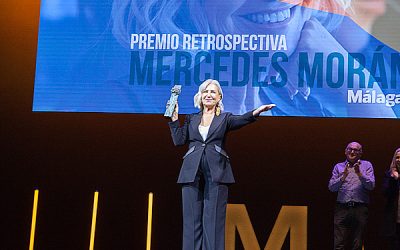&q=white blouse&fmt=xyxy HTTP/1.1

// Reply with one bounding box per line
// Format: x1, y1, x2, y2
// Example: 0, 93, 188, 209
198, 124, 210, 141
